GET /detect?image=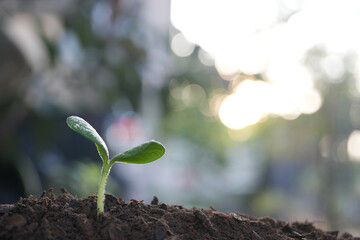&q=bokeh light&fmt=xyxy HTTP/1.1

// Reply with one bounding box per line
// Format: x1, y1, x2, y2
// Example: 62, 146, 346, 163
347, 130, 360, 161
170, 32, 195, 57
